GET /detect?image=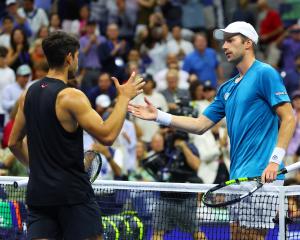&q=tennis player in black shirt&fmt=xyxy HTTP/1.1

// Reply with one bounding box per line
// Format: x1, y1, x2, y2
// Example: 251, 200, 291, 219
8, 31, 144, 240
